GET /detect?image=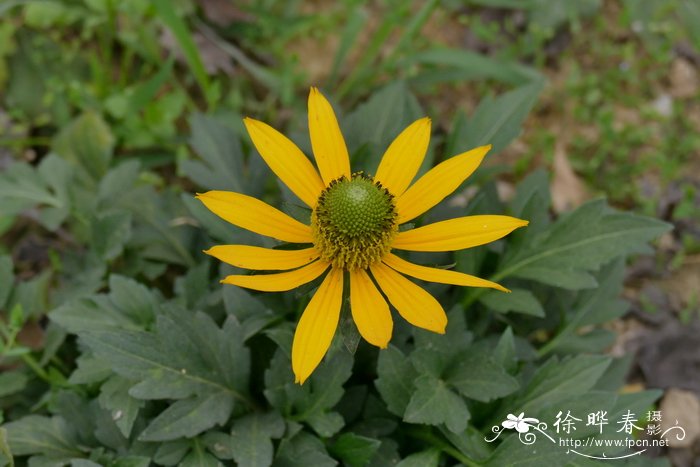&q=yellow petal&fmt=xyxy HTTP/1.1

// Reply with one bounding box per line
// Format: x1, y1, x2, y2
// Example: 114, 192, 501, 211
374, 117, 431, 197
393, 215, 528, 252
308, 87, 351, 185
383, 253, 508, 292
205, 245, 319, 270
222, 260, 329, 291
292, 267, 344, 384
396, 145, 491, 224
370, 262, 446, 334
196, 191, 312, 244
244, 118, 325, 207
349, 269, 392, 348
